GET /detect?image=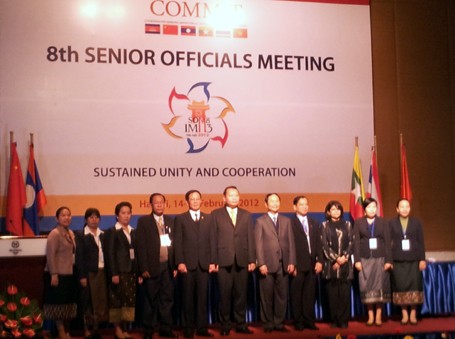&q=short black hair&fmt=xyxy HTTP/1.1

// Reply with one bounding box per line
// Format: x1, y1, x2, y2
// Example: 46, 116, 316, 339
223, 186, 238, 196
84, 207, 100, 219
185, 189, 201, 202
362, 197, 377, 210
265, 193, 280, 203
149, 193, 166, 204
56, 206, 71, 218
293, 195, 308, 205
115, 201, 132, 216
